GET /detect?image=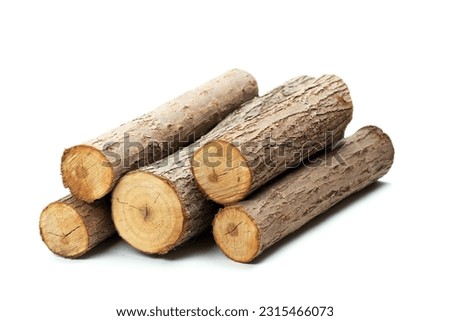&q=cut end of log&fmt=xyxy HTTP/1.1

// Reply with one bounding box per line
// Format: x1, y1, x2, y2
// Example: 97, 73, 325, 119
61, 145, 114, 202
212, 206, 260, 263
192, 140, 252, 205
112, 171, 184, 254
39, 202, 89, 258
